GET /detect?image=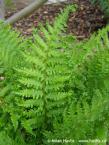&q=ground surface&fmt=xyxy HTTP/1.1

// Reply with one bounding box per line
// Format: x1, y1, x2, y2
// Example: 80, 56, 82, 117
6, 0, 107, 40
